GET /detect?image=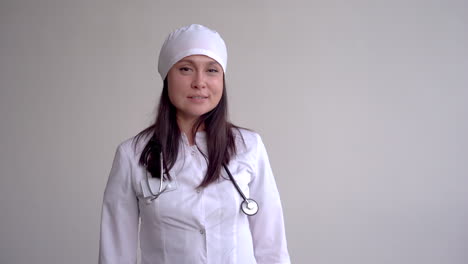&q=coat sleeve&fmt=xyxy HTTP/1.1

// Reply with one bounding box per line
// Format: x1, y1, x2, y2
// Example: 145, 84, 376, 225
248, 134, 291, 264
99, 144, 139, 264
